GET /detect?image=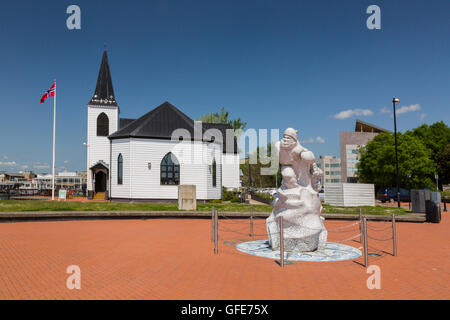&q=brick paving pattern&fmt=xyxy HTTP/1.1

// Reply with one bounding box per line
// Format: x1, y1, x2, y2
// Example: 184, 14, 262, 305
0, 213, 448, 299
